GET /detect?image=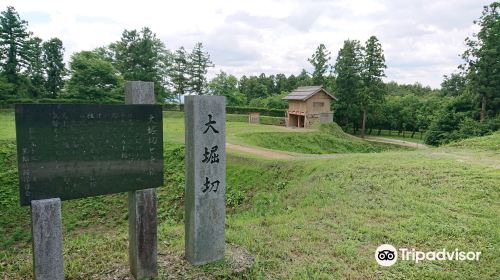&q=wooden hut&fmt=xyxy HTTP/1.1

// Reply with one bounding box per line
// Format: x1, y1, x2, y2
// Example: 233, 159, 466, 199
282, 86, 336, 128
